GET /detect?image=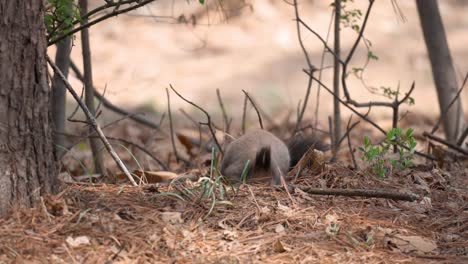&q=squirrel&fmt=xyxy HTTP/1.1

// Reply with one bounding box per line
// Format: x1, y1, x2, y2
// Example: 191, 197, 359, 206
220, 129, 327, 185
